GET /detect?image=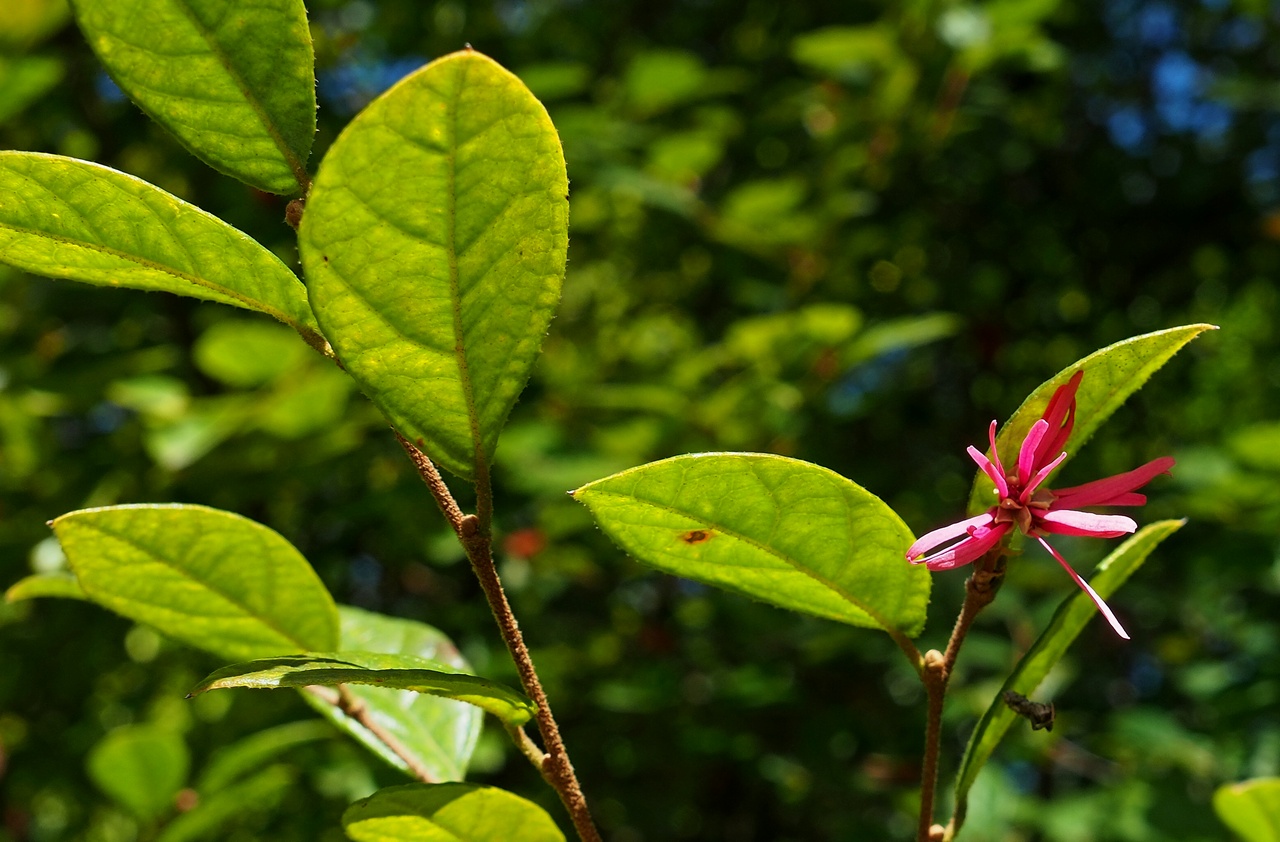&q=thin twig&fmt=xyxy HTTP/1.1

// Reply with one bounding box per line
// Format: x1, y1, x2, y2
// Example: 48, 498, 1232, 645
507, 724, 548, 767
916, 550, 1007, 842
460, 518, 601, 842
395, 432, 467, 527
303, 685, 439, 783
917, 650, 946, 842
398, 435, 602, 842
